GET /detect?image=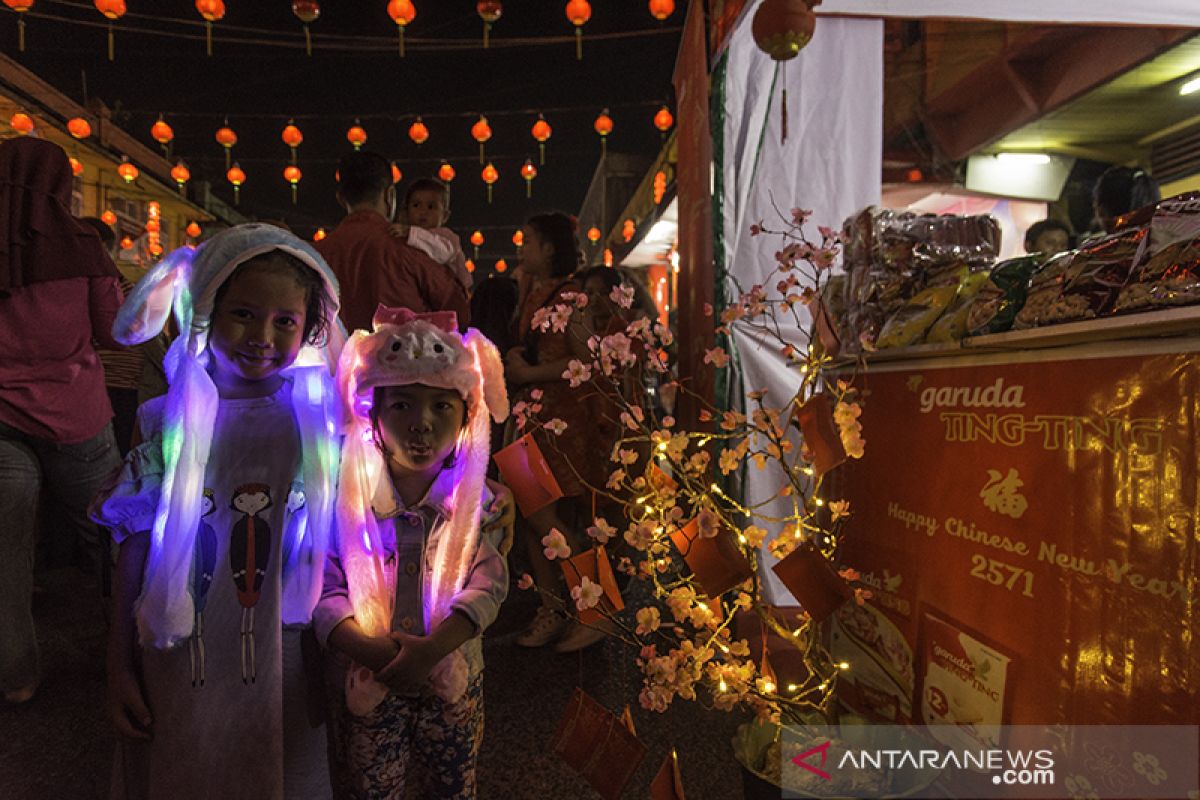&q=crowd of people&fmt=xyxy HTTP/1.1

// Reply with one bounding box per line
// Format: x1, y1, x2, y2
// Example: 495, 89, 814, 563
0, 137, 659, 799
